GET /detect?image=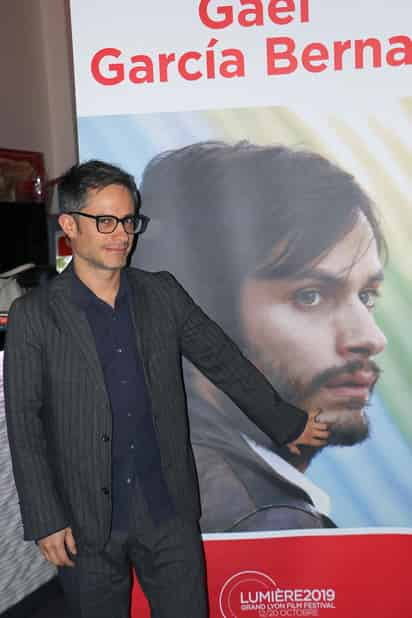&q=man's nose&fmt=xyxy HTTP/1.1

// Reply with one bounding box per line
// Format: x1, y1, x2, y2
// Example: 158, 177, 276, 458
112, 221, 129, 240
336, 305, 387, 358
